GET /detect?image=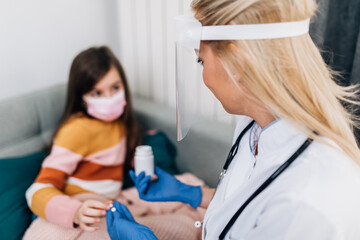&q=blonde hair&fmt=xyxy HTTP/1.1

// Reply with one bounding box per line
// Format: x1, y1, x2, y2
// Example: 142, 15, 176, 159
192, 0, 360, 164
